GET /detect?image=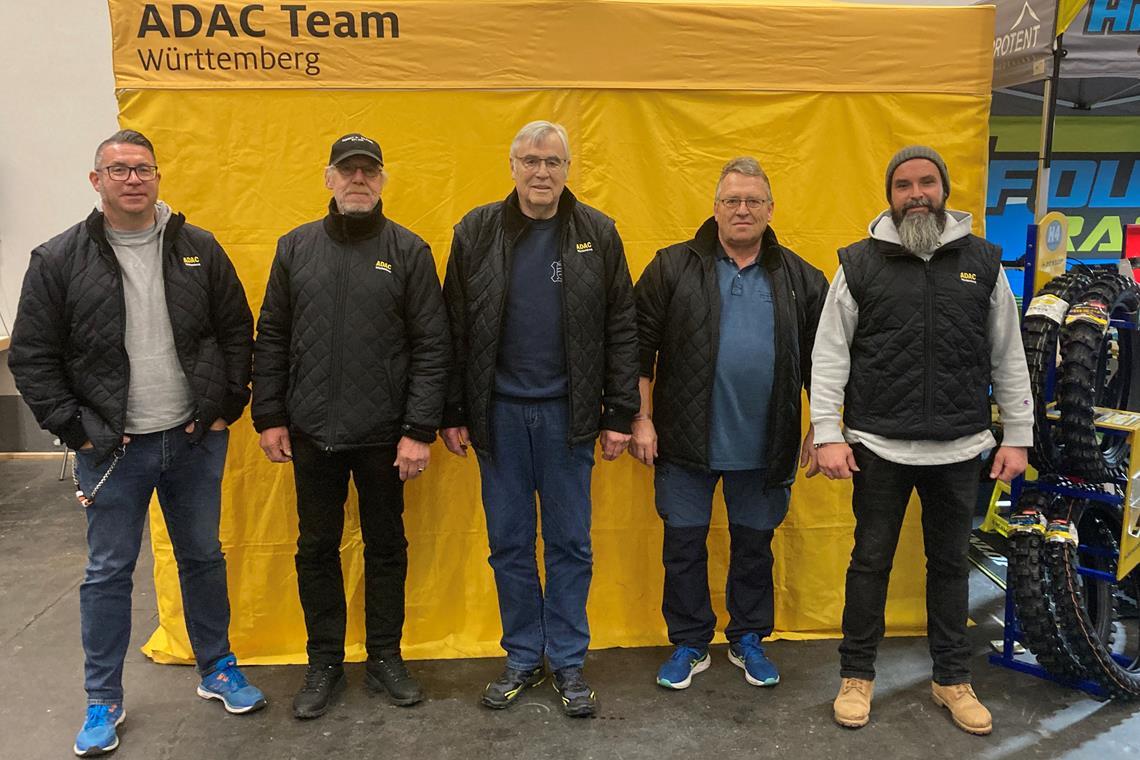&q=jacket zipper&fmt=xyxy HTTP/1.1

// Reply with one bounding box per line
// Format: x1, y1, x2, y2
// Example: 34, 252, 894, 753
558, 222, 574, 449
485, 224, 526, 449
325, 237, 351, 451
924, 259, 935, 435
